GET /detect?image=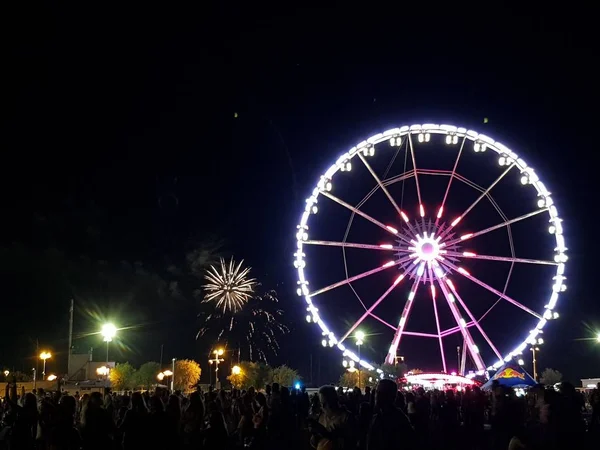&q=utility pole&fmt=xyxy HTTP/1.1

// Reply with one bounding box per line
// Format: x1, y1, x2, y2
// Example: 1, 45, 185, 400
171, 358, 176, 392
67, 299, 74, 378
456, 346, 460, 374
159, 344, 164, 369
530, 346, 540, 381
